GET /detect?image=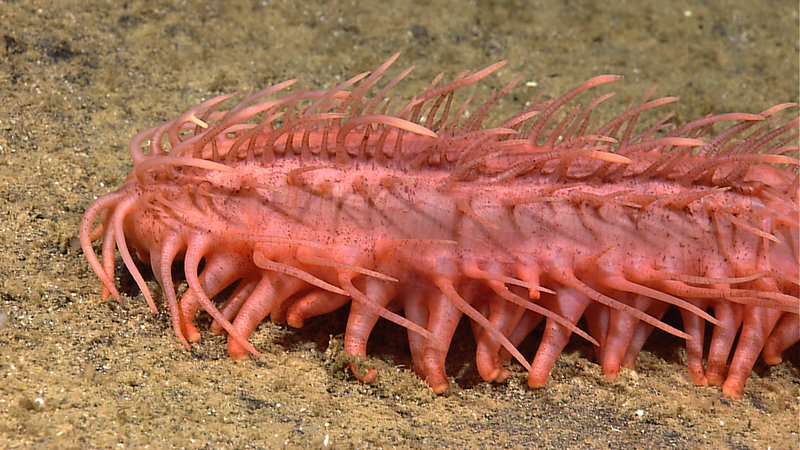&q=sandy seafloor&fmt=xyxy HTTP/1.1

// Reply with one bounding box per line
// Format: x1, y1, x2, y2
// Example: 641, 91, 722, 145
0, 0, 798, 448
